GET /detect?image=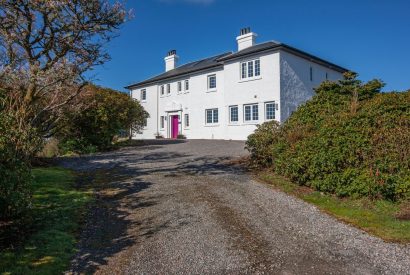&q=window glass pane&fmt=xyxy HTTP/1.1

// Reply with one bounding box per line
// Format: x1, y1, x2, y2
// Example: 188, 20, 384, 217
167, 84, 170, 93
208, 75, 216, 89
252, 104, 259, 121
230, 106, 238, 122
206, 110, 212, 124
185, 80, 189, 90
161, 86, 164, 95
213, 109, 218, 123
178, 82, 181, 91
248, 61, 254, 77
266, 103, 275, 120
244, 105, 251, 121
255, 59, 260, 76
241, 62, 247, 79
